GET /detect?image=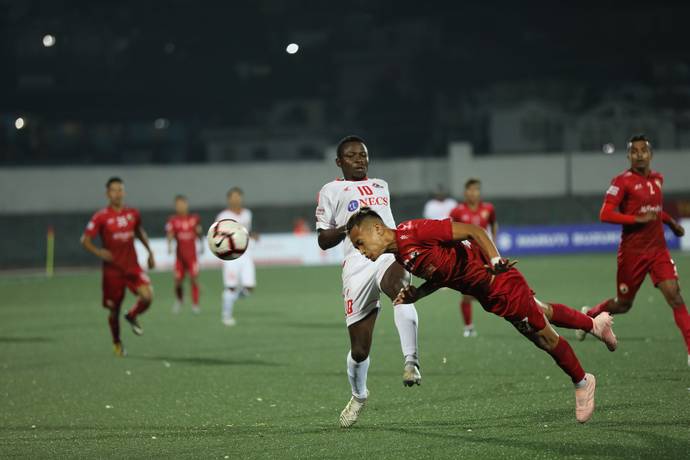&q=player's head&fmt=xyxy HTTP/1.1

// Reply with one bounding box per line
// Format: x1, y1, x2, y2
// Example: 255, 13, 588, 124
227, 187, 243, 210
335, 135, 369, 181
105, 177, 125, 208
174, 194, 188, 214
464, 178, 481, 204
627, 134, 653, 172
346, 207, 391, 261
